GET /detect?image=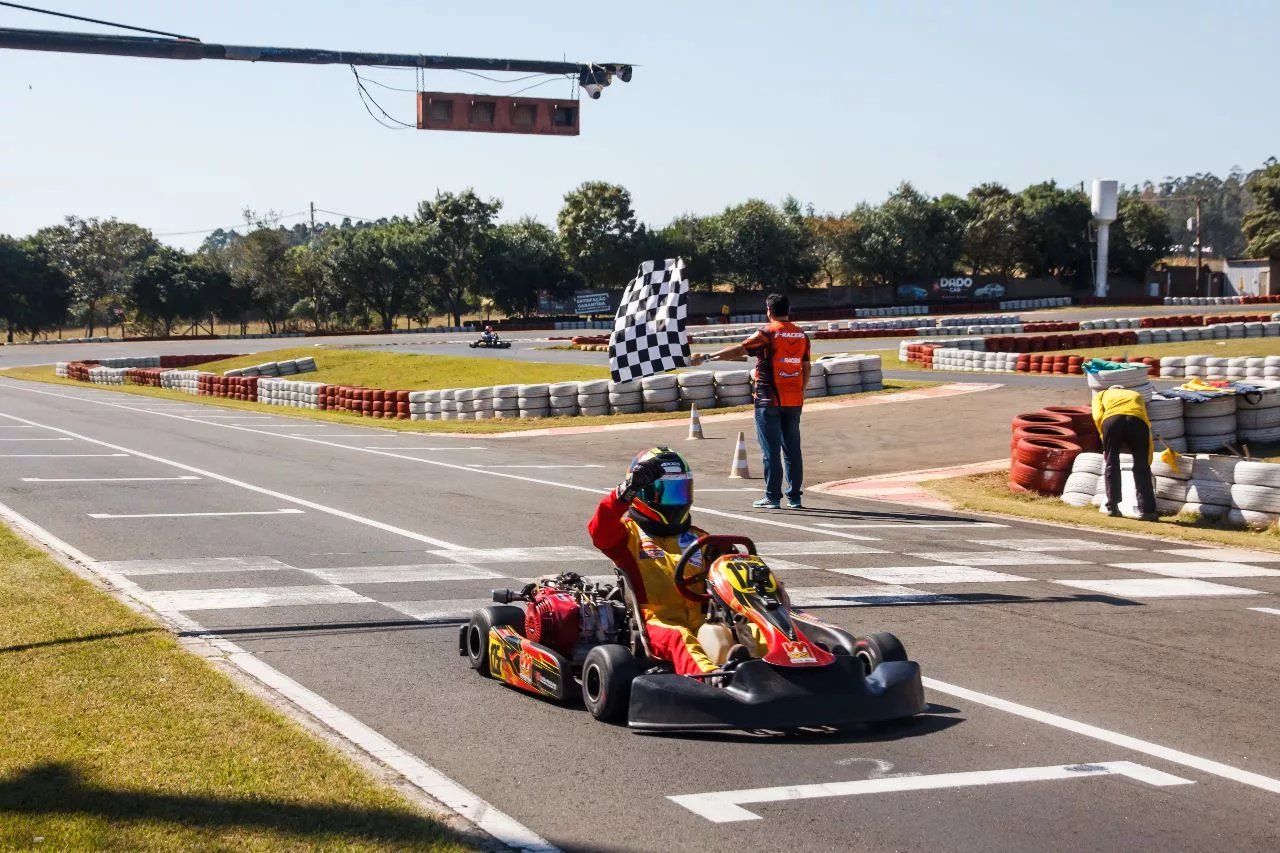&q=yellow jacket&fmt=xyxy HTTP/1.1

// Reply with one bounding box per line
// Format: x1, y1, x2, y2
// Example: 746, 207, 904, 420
1091, 387, 1153, 462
